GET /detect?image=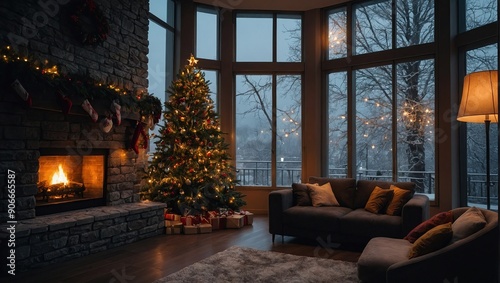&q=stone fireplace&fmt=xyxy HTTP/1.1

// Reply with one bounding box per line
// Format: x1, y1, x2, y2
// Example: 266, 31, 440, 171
0, 0, 166, 271
36, 148, 107, 215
